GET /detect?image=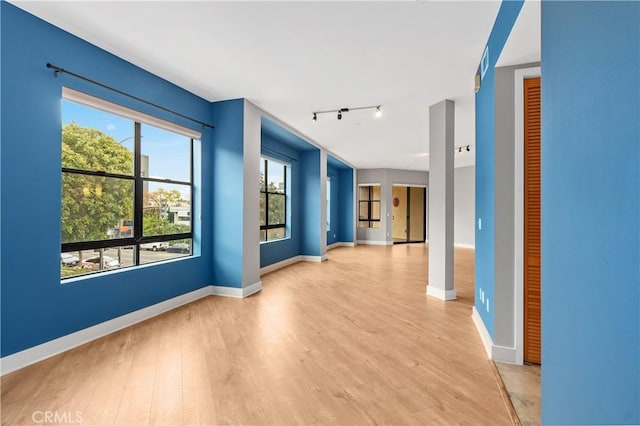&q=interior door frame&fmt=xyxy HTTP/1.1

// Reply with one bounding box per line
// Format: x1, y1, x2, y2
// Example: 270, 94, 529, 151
515, 66, 541, 365
391, 183, 427, 244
